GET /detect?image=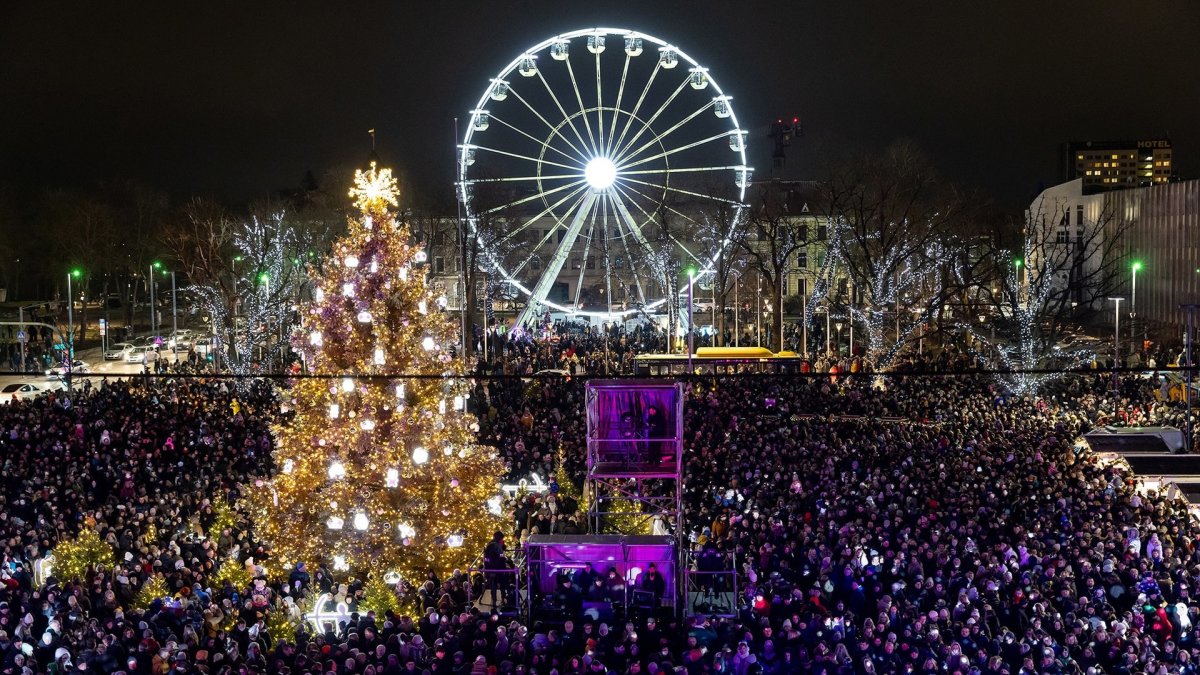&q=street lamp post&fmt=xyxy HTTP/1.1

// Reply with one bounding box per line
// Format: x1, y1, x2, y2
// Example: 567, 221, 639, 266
148, 265, 154, 337
66, 269, 81, 390
687, 268, 695, 374
729, 269, 741, 347
849, 316, 855, 358
260, 272, 272, 370
17, 302, 39, 373
801, 290, 808, 358
756, 279, 762, 348
1131, 260, 1142, 352
778, 271, 785, 353
1014, 258, 1024, 308
1109, 297, 1124, 366
1181, 304, 1199, 454
171, 270, 178, 344
825, 304, 832, 356
835, 322, 844, 357
711, 272, 717, 347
